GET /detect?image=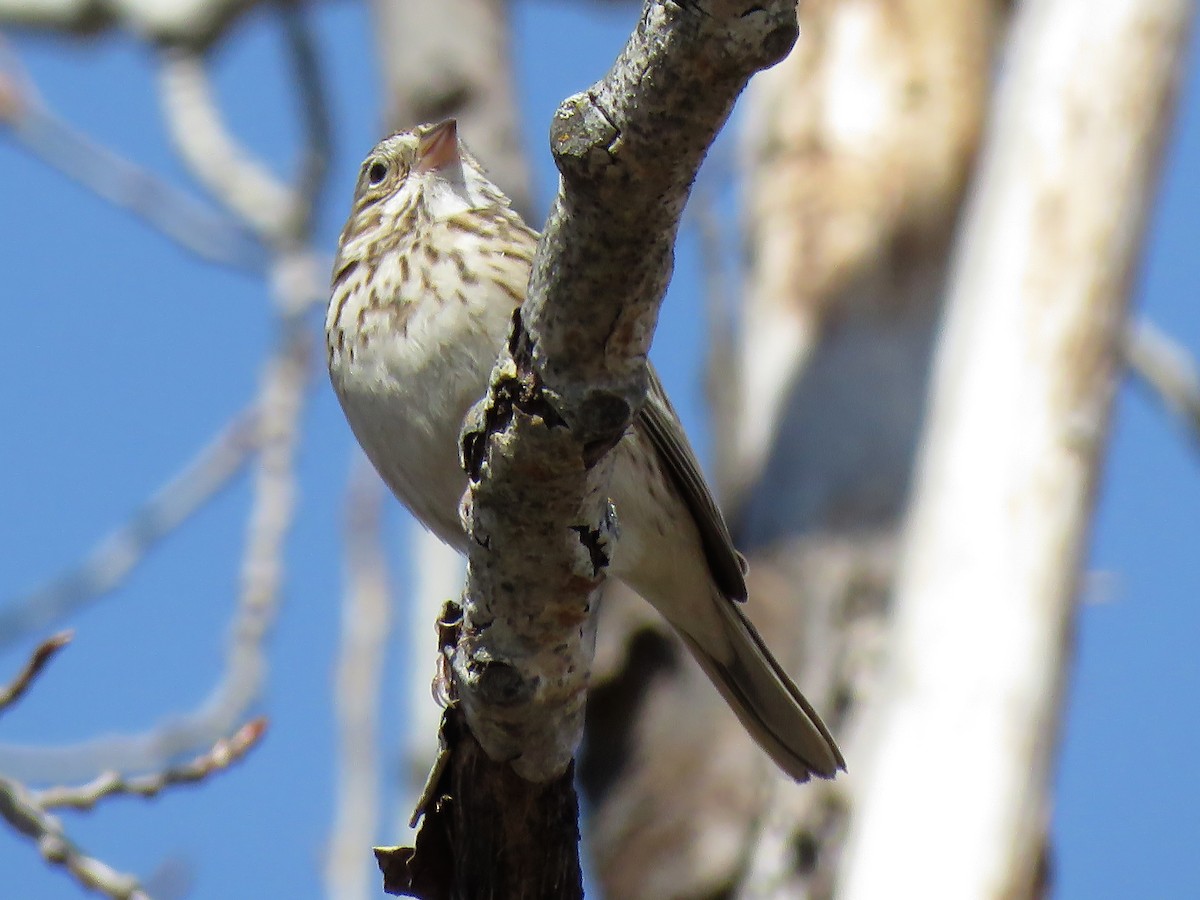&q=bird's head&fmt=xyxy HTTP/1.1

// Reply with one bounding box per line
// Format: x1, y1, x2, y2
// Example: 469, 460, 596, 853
355, 120, 507, 223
